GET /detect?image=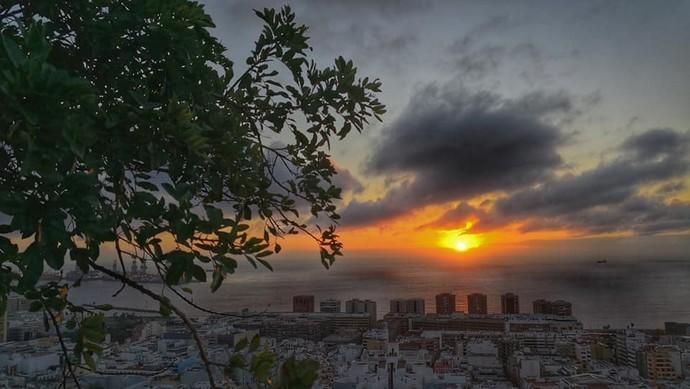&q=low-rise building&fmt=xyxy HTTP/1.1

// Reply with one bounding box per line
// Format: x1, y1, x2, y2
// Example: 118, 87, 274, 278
637, 344, 683, 381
